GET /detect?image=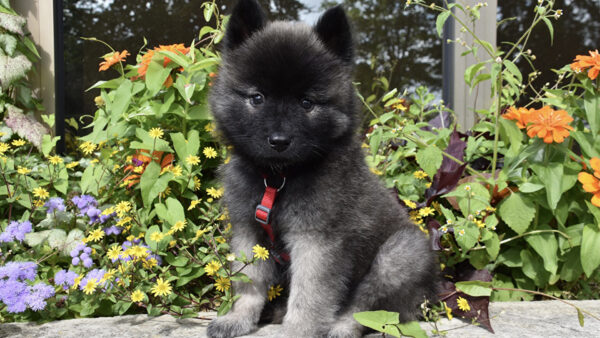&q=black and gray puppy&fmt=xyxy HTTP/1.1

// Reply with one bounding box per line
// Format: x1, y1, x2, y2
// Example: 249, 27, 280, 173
207, 0, 437, 337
